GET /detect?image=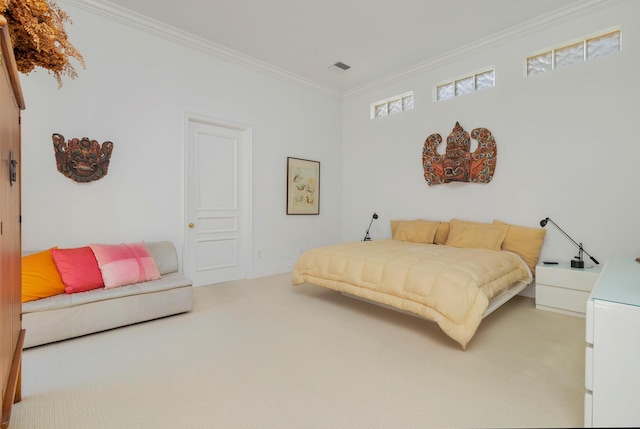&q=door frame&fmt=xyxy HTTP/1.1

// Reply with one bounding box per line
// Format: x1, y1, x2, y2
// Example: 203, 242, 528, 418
183, 112, 253, 284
